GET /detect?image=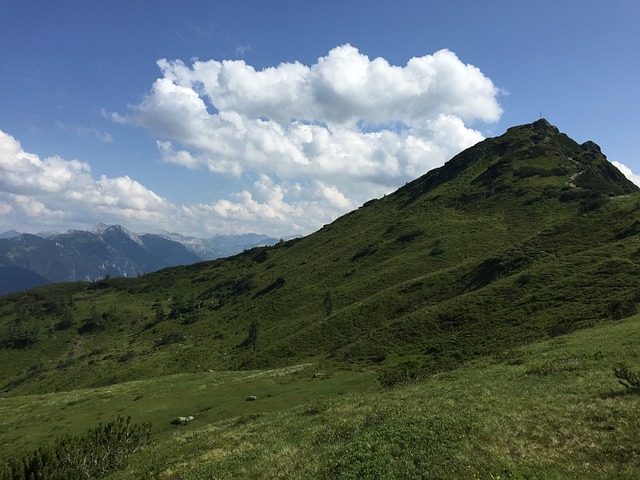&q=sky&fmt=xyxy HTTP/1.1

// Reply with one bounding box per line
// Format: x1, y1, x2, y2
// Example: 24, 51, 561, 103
1, 1, 639, 238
